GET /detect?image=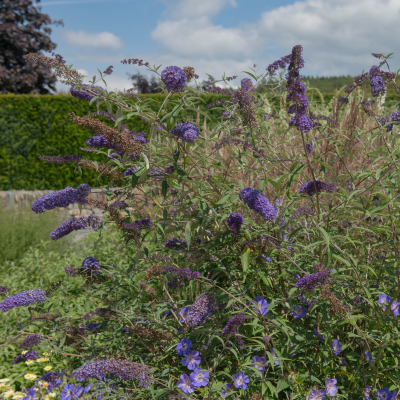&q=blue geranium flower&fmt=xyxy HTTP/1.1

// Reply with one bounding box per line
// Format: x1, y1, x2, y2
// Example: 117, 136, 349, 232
331, 339, 342, 355
177, 338, 192, 356
252, 296, 268, 315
